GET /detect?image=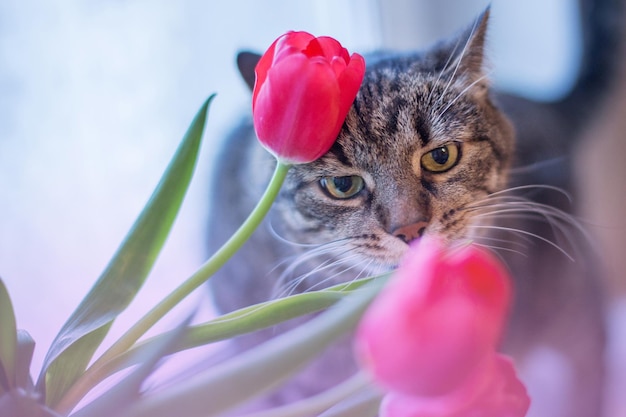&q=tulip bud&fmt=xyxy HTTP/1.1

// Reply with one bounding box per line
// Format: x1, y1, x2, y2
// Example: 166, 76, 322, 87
355, 239, 512, 397
252, 31, 365, 164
